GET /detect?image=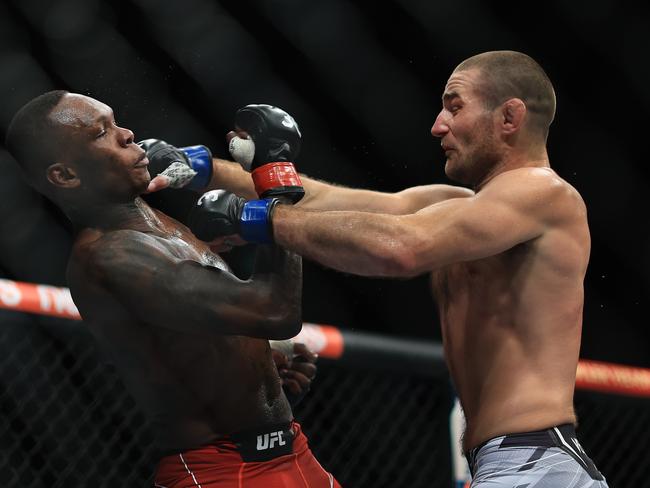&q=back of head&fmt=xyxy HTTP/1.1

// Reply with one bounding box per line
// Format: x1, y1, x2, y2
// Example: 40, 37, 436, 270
5, 90, 69, 190
455, 51, 556, 140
